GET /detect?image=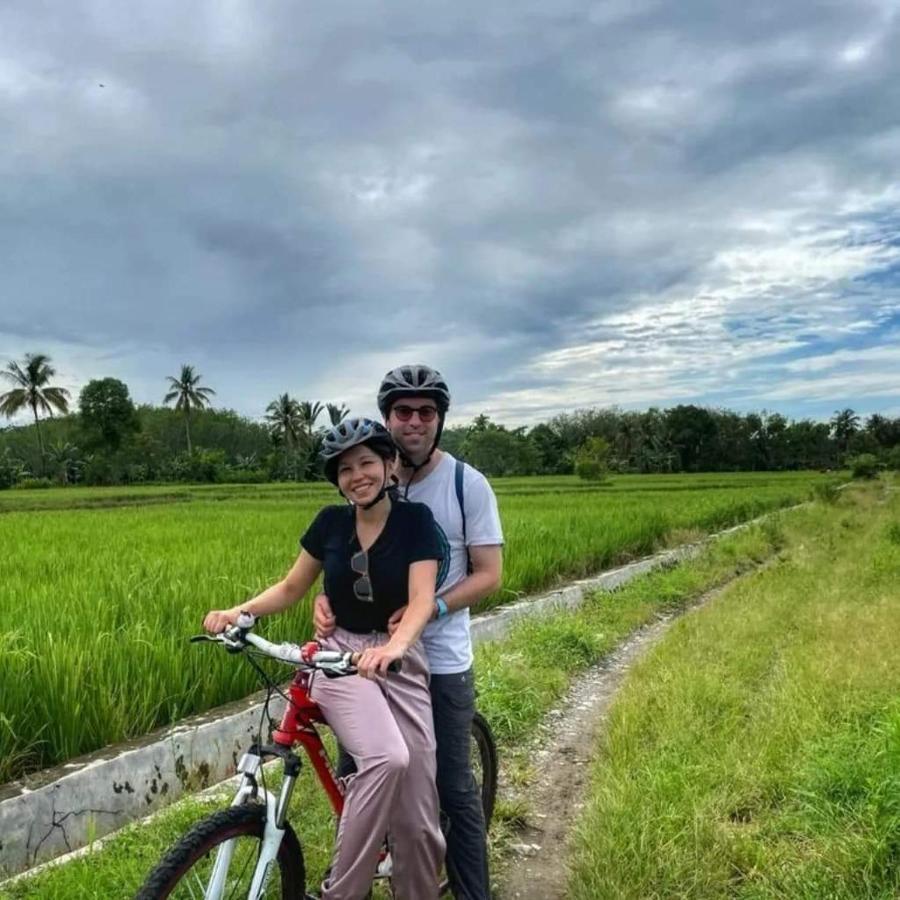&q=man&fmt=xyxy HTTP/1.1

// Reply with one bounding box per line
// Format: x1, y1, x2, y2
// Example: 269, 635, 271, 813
315, 364, 503, 900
